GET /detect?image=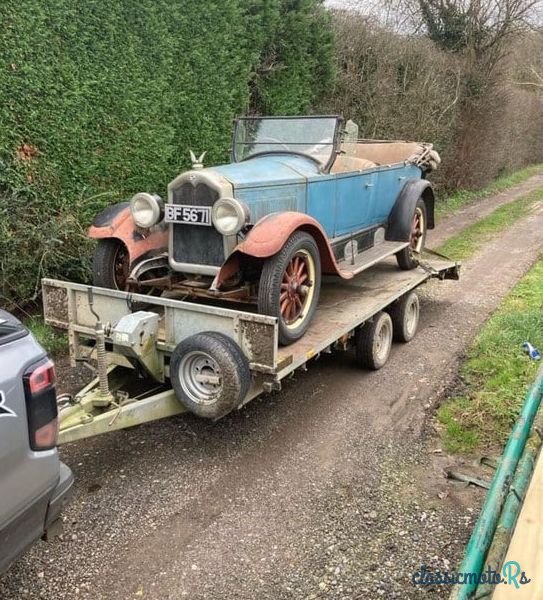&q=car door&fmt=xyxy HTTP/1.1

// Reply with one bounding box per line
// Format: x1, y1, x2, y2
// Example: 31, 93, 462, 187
334, 170, 376, 237
368, 164, 419, 225
306, 175, 337, 238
